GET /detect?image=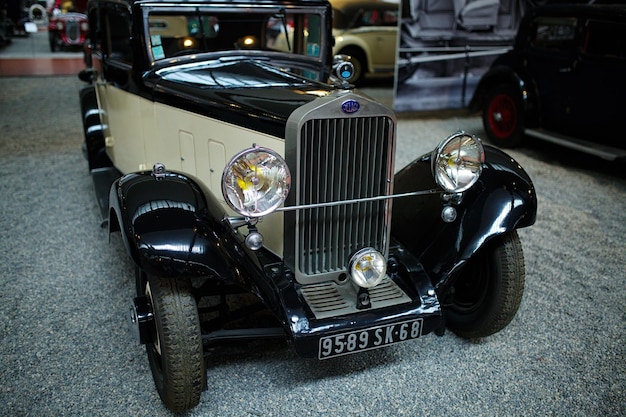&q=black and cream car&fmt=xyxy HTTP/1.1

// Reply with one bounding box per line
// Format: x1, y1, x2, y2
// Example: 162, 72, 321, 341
78, 0, 537, 412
